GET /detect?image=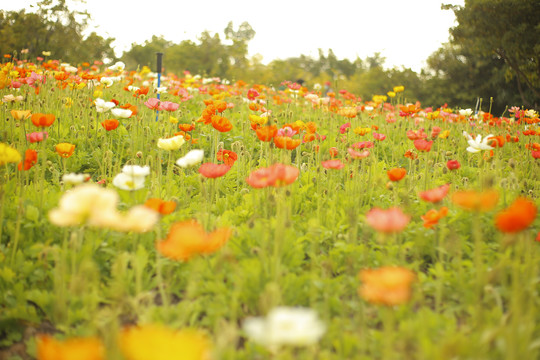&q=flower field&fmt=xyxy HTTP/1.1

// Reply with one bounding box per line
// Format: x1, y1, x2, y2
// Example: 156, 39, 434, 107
0, 57, 539, 360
